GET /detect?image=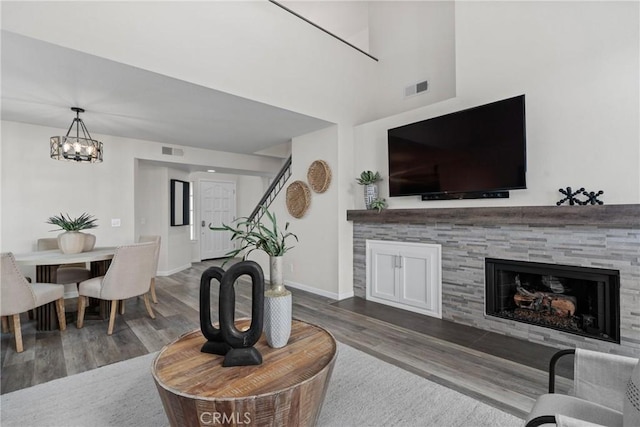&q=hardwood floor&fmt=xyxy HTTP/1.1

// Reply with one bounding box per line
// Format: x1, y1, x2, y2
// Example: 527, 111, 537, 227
1, 259, 573, 419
